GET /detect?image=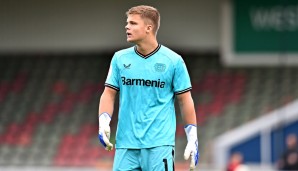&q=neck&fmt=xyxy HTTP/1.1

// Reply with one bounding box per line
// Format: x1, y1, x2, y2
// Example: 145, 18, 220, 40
136, 39, 159, 56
